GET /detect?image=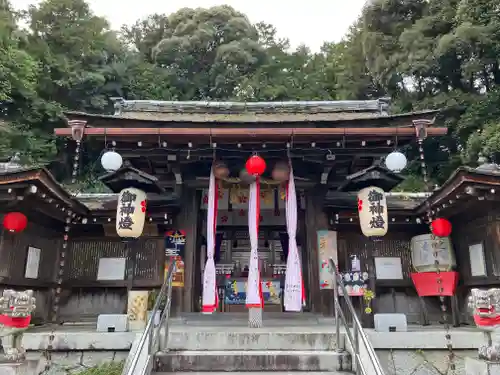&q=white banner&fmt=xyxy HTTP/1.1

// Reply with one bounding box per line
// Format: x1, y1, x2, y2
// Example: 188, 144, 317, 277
201, 168, 218, 313
284, 166, 303, 311
246, 179, 263, 308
